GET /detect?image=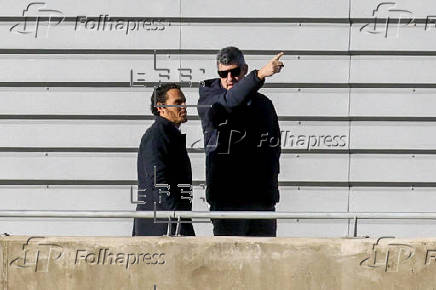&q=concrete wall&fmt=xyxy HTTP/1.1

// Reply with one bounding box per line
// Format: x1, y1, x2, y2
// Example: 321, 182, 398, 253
1, 0, 436, 237
2, 236, 436, 289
